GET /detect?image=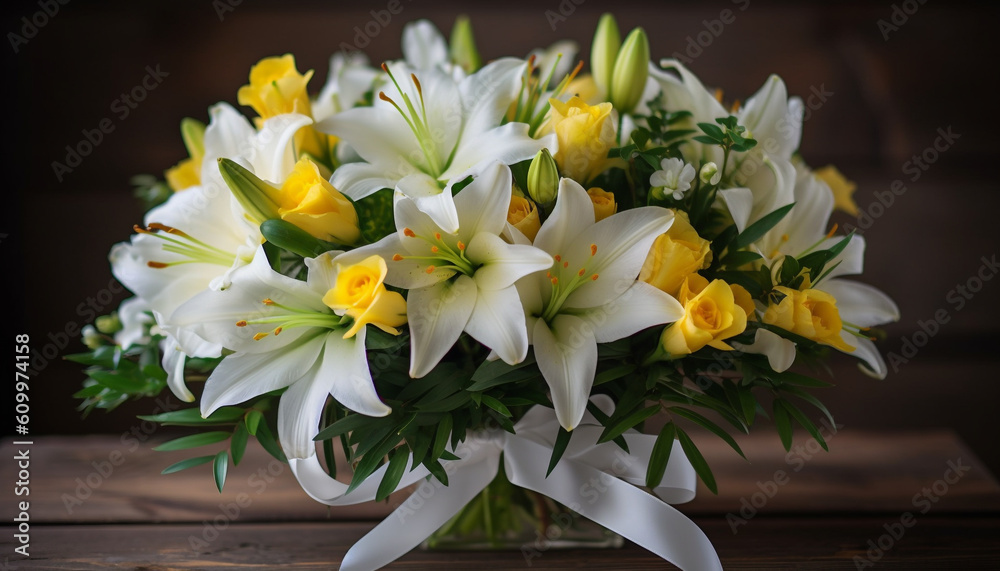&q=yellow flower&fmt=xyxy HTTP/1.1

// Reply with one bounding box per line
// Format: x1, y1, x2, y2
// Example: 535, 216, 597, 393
814, 165, 859, 216
507, 194, 541, 241
731, 283, 757, 321
277, 158, 360, 244
763, 286, 853, 352
322, 255, 407, 339
238, 54, 313, 120
661, 278, 748, 356
165, 158, 200, 192
587, 187, 617, 221
548, 96, 619, 183
638, 210, 712, 297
